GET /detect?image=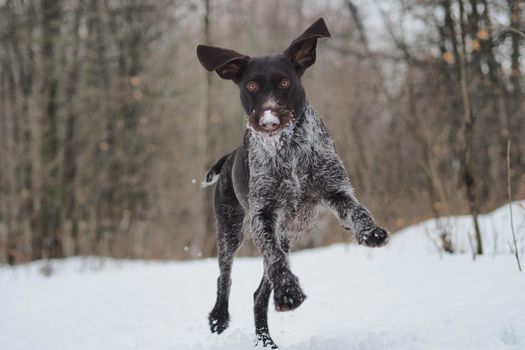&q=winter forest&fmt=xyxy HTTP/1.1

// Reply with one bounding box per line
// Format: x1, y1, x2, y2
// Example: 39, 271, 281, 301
1, 1, 525, 349
1, 0, 523, 263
